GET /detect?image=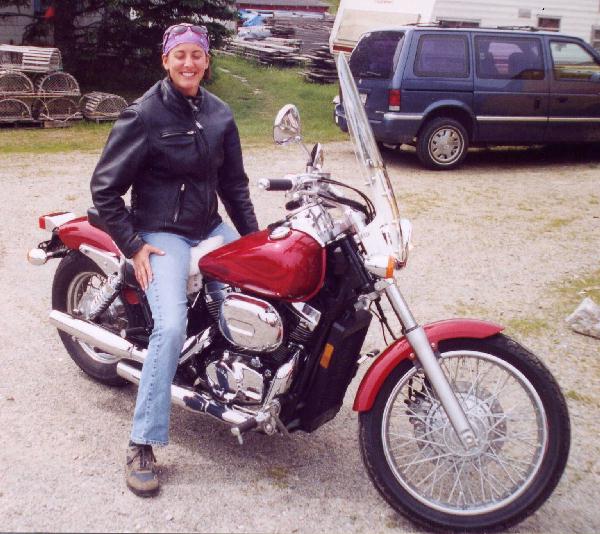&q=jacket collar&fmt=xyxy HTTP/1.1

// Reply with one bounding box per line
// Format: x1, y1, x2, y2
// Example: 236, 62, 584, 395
160, 77, 205, 116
